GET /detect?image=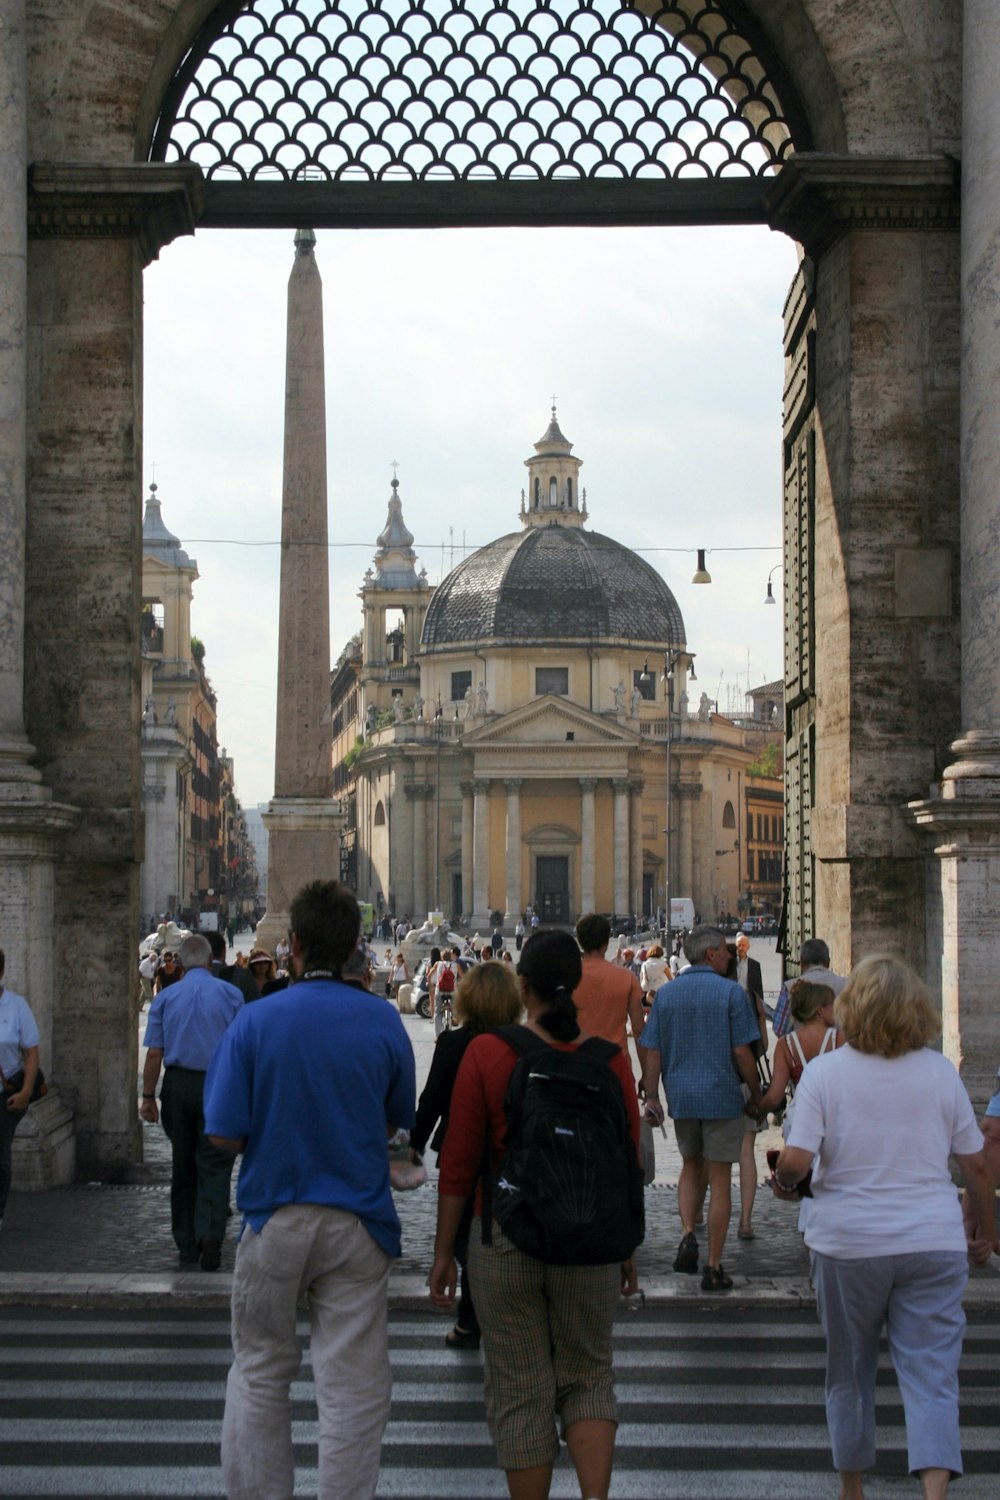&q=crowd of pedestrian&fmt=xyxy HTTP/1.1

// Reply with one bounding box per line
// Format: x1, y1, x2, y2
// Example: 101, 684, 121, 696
6, 891, 997, 1500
